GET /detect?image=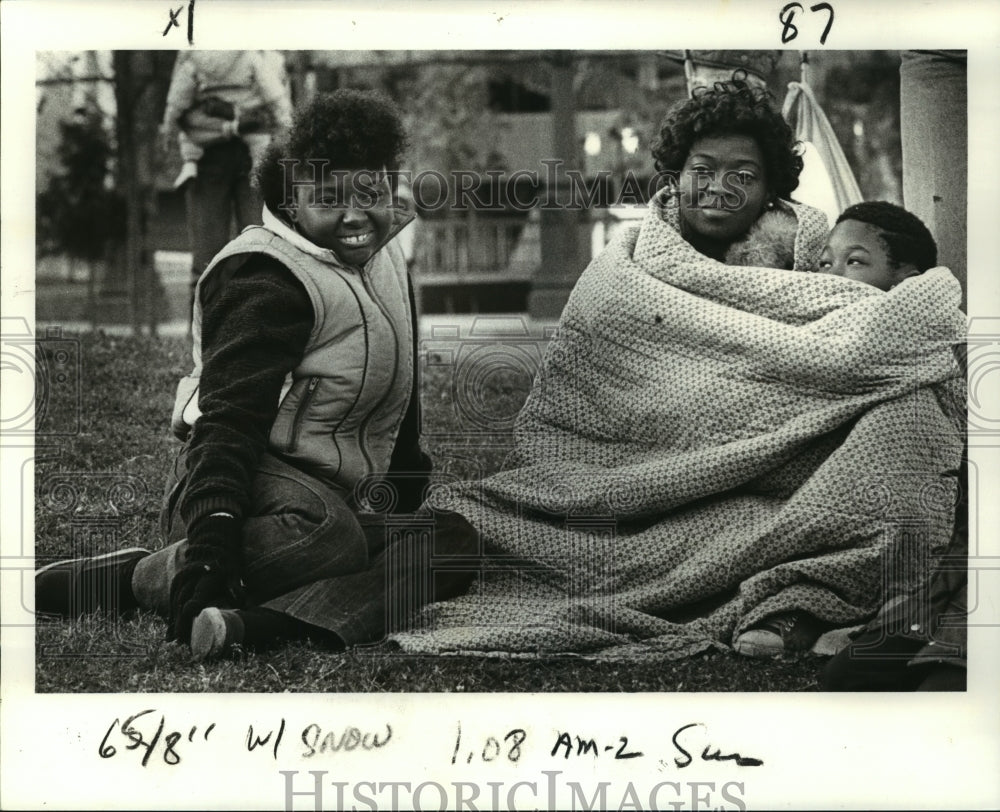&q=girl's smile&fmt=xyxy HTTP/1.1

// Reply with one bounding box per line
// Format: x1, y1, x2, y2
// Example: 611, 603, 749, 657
339, 232, 374, 246
290, 168, 394, 267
